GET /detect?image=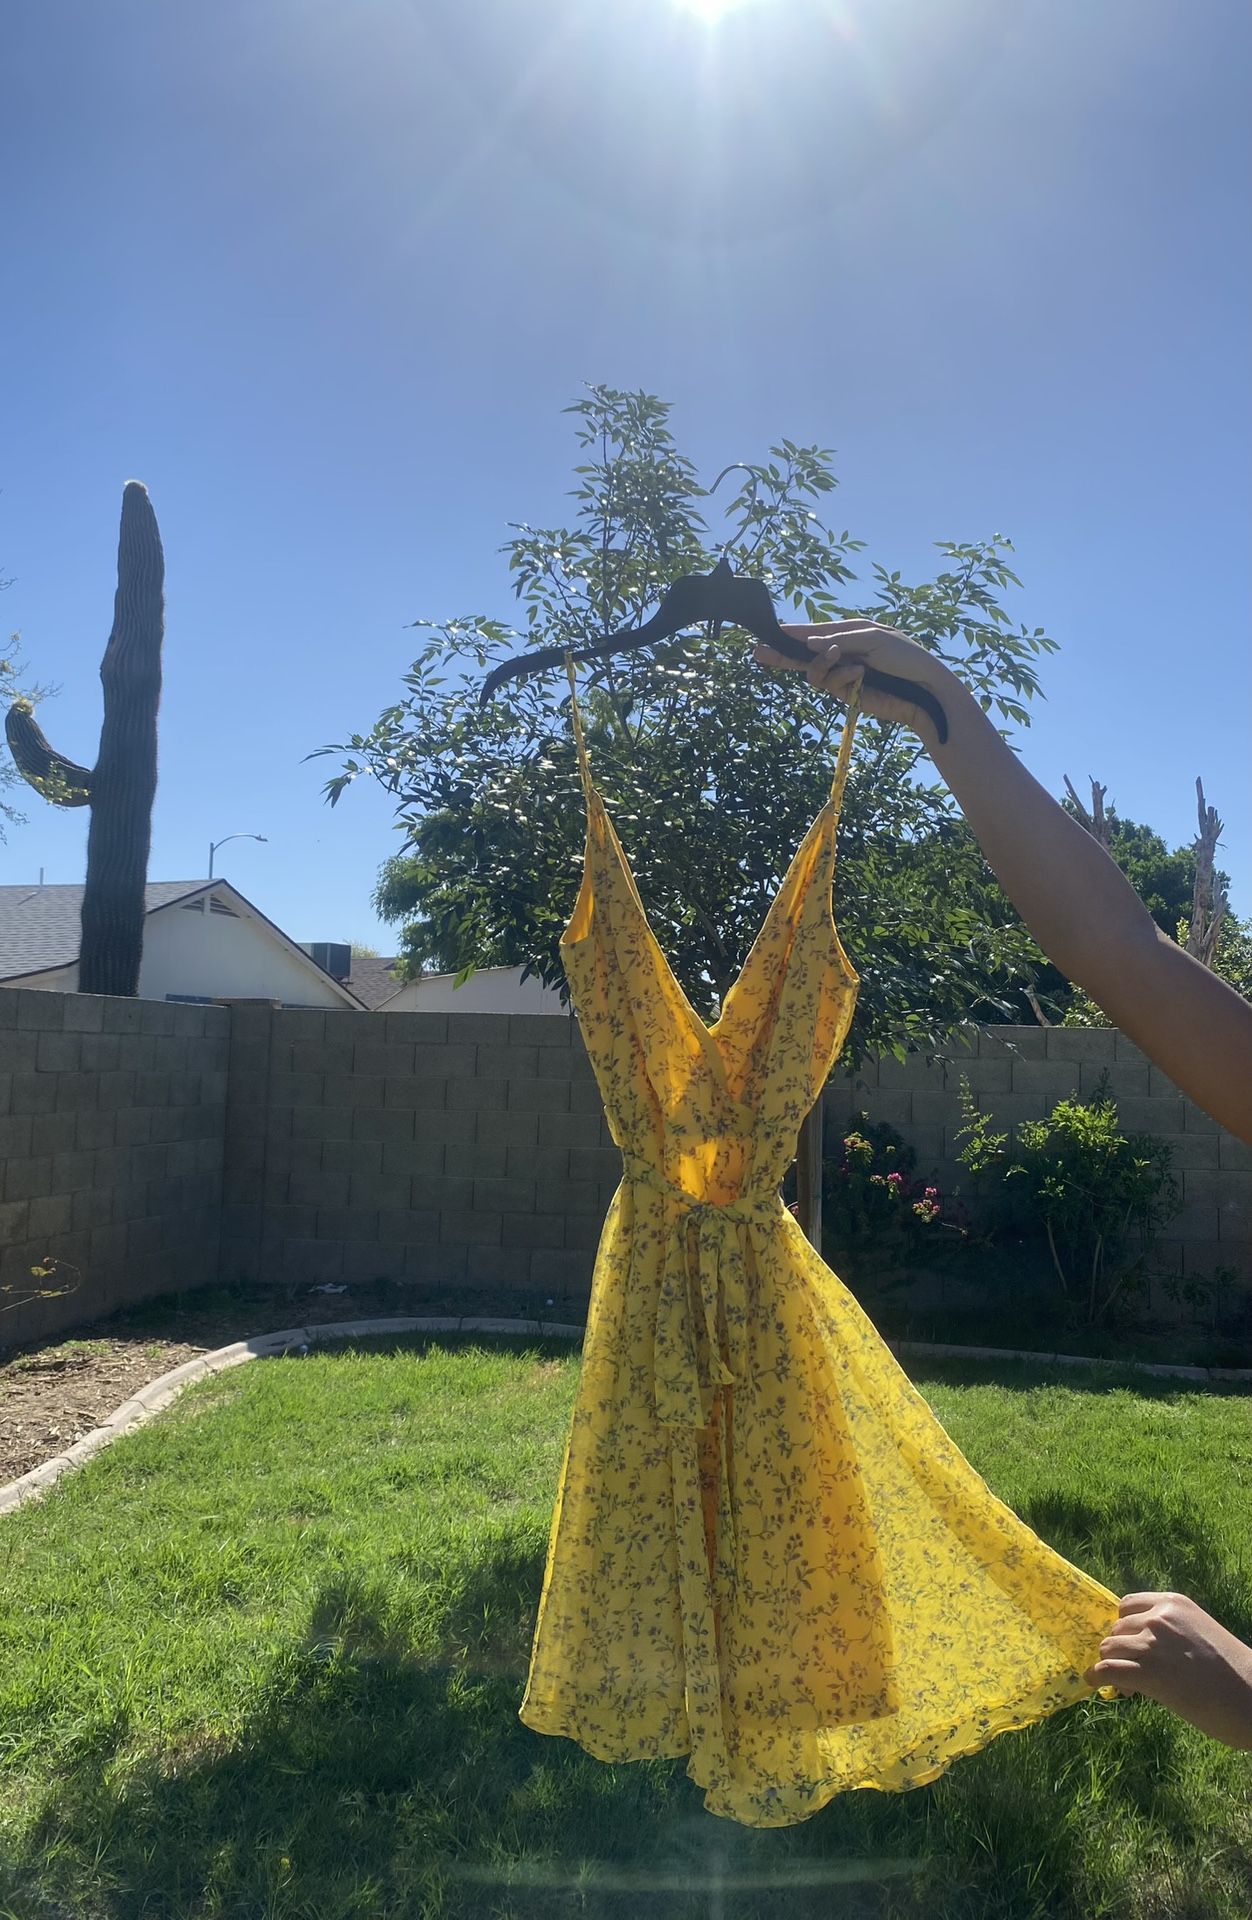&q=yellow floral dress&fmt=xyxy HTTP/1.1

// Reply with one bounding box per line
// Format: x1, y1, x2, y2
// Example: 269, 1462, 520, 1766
520, 681, 1118, 1828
